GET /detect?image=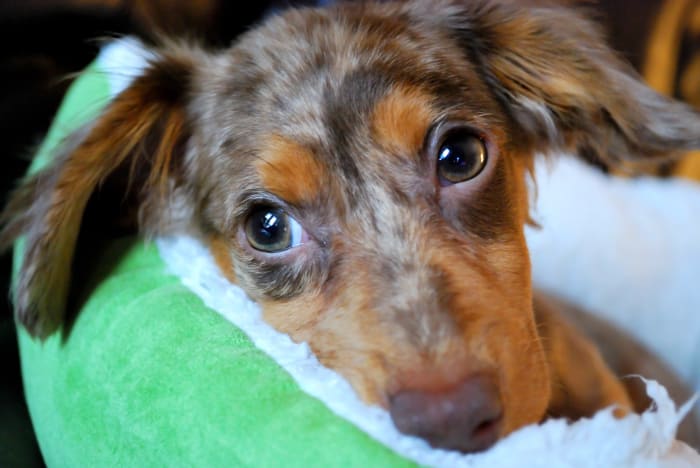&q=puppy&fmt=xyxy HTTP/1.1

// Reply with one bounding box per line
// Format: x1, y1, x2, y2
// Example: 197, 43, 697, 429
2, 0, 699, 454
